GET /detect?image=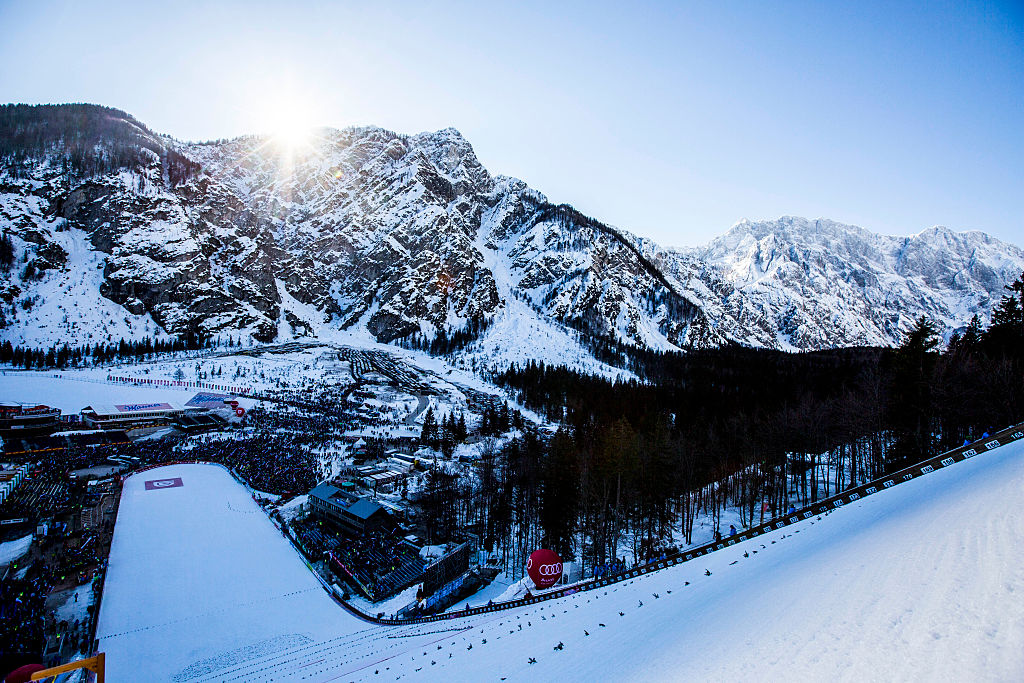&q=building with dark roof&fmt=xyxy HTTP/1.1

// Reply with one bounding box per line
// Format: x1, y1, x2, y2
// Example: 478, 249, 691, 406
0, 402, 61, 439
308, 483, 392, 536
